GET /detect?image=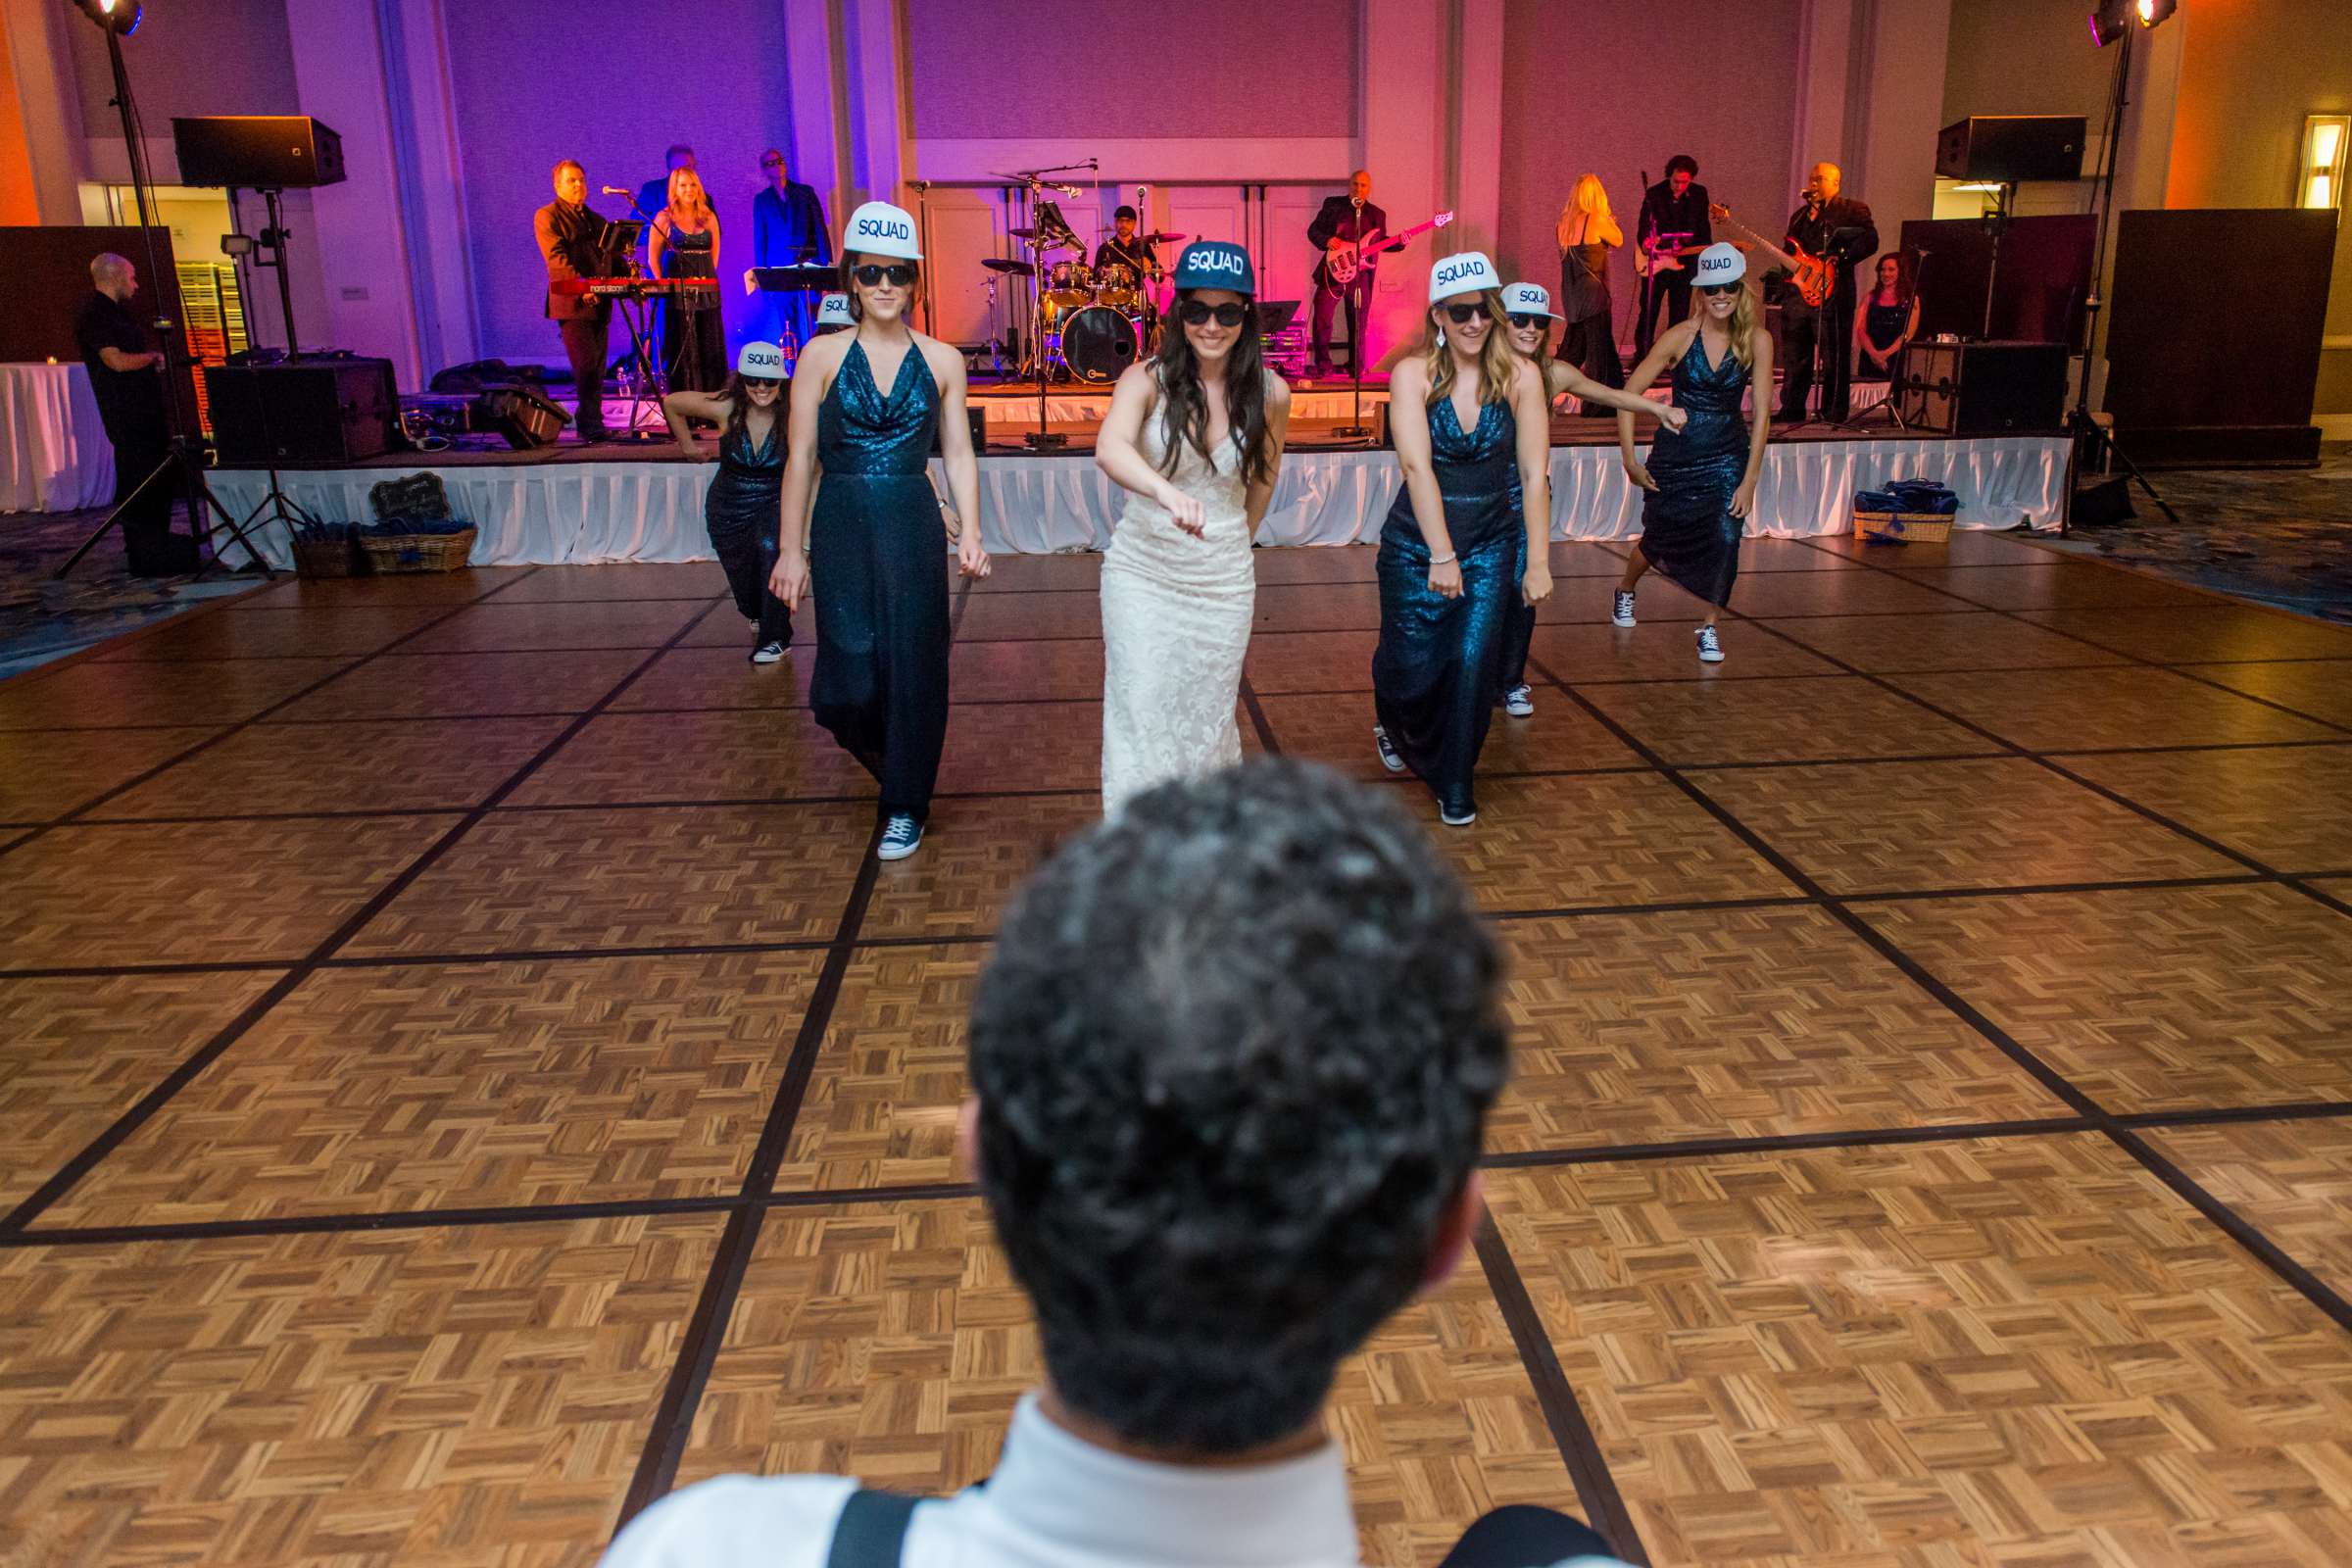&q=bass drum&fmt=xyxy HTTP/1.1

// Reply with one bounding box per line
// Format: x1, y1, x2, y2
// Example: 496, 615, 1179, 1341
1059, 305, 1141, 384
